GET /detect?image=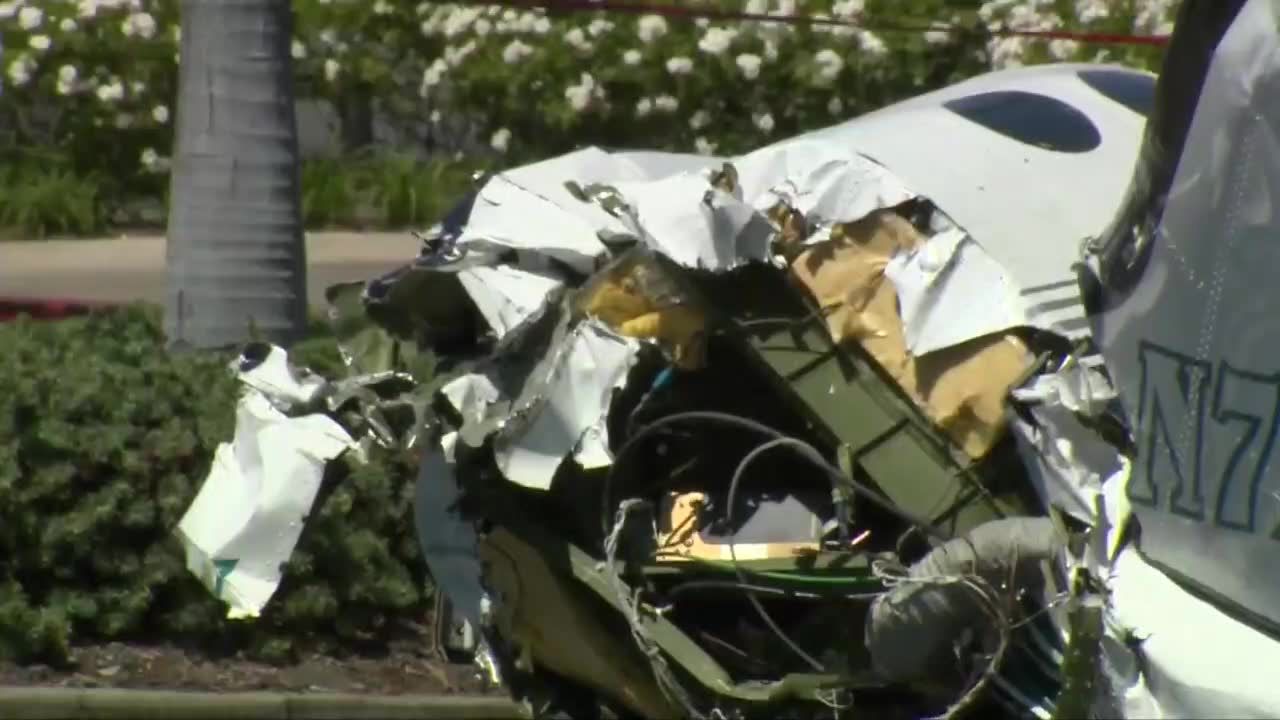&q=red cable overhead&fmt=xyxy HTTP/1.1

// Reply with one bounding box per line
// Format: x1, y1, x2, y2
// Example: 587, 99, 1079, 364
453, 0, 1172, 47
